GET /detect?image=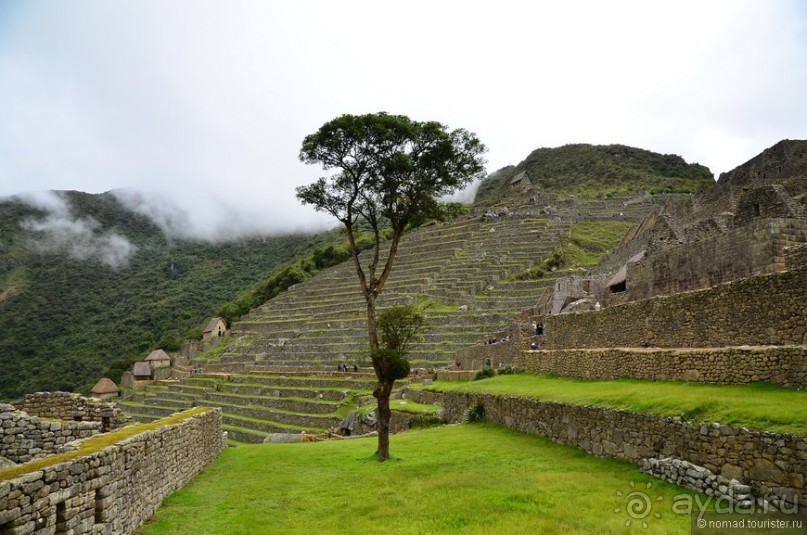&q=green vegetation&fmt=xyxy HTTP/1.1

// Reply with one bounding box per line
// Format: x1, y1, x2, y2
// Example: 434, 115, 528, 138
541, 220, 637, 270
508, 220, 635, 280
142, 424, 698, 534
215, 229, 390, 325
426, 375, 807, 436
0, 191, 335, 399
475, 143, 714, 204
